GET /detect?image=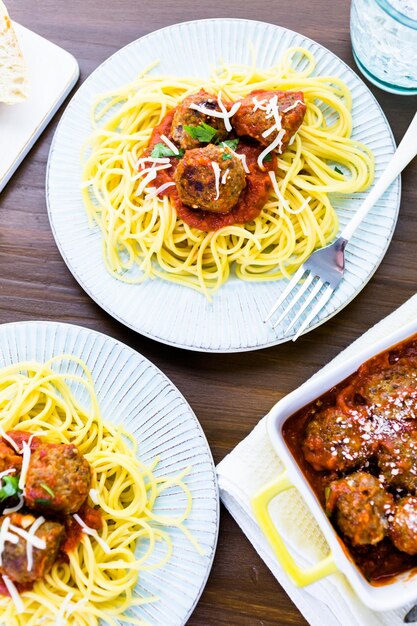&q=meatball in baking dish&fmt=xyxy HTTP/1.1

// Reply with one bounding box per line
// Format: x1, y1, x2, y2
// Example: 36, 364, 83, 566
390, 496, 417, 555
326, 472, 394, 547
377, 433, 417, 494
302, 406, 376, 473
